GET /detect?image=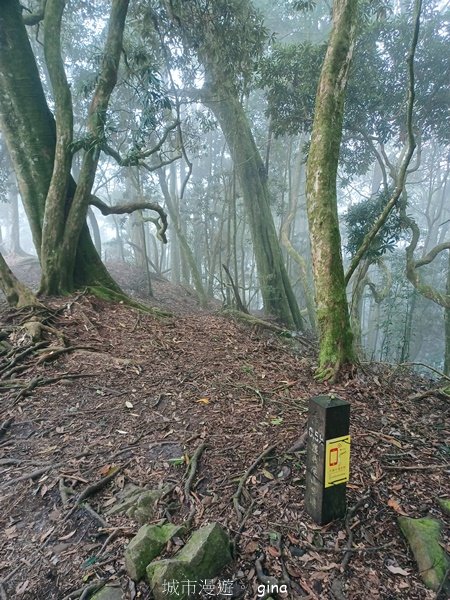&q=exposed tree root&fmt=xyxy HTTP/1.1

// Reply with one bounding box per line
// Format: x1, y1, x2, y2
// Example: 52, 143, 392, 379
86, 286, 172, 317
0, 417, 14, 439
184, 441, 207, 500
233, 443, 278, 520
63, 464, 126, 523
